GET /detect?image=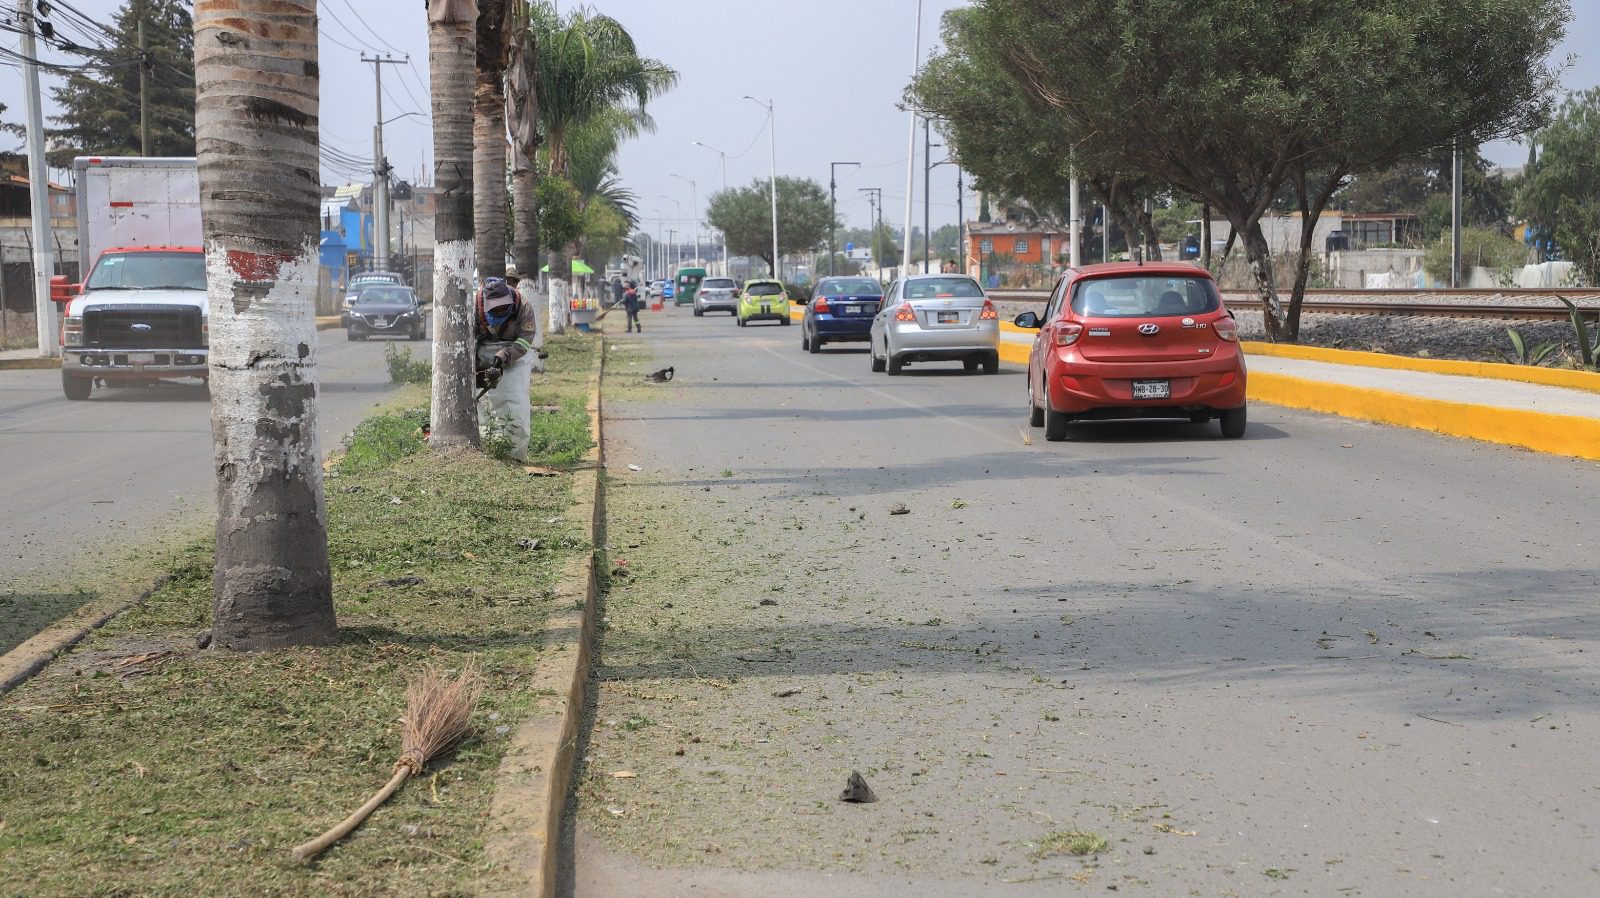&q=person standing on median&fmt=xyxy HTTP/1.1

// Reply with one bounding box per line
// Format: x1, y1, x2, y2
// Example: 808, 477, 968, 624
476, 278, 543, 462
622, 279, 643, 333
